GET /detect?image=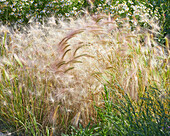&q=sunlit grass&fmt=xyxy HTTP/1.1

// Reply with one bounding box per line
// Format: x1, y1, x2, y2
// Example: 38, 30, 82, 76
0, 11, 169, 135
70, 85, 169, 135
